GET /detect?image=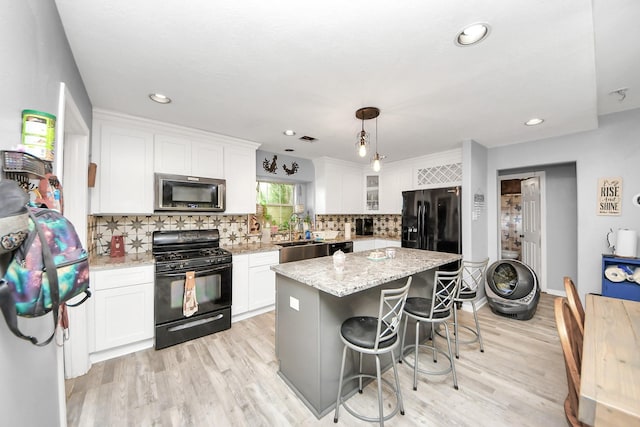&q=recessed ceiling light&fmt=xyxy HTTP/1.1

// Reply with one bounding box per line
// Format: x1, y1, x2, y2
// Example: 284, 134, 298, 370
525, 118, 544, 126
149, 93, 171, 104
283, 130, 296, 136
284, 148, 294, 152
455, 23, 490, 46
